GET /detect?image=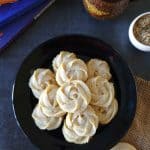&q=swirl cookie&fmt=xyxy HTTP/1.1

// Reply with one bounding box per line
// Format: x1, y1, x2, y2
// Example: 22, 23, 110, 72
86, 76, 114, 107
87, 59, 111, 80
29, 68, 56, 99
52, 51, 76, 72
32, 104, 63, 130
39, 84, 66, 117
56, 80, 91, 113
56, 59, 88, 86
92, 99, 118, 124
111, 142, 136, 150
62, 121, 90, 144
62, 106, 99, 144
